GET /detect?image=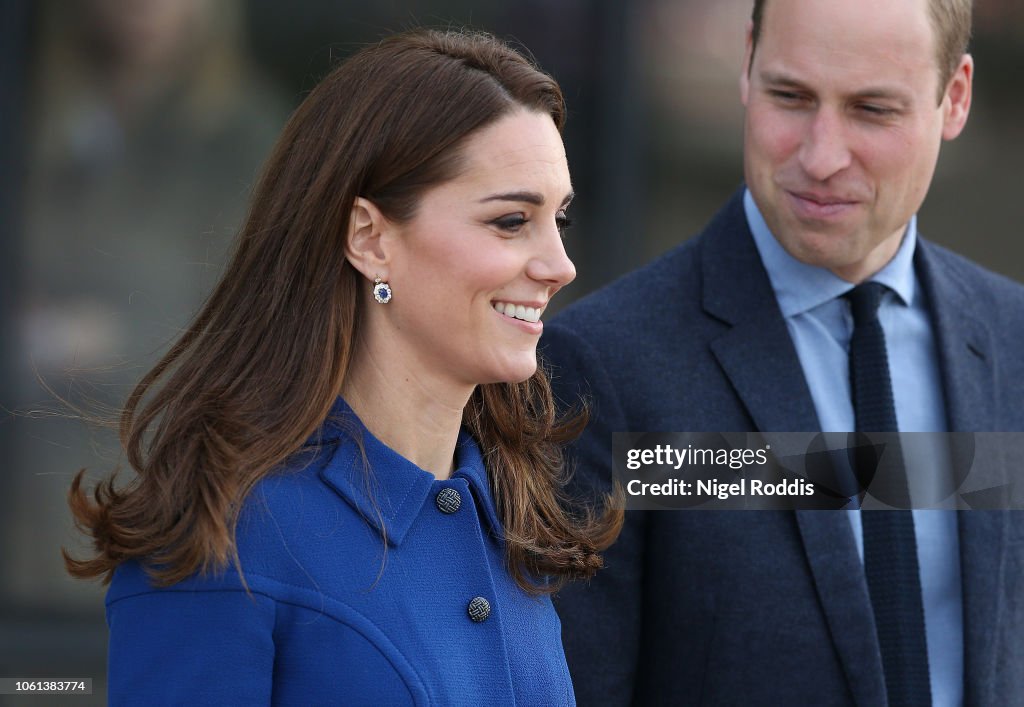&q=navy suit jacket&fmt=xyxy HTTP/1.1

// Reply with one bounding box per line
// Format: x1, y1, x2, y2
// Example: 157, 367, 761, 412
542, 191, 1024, 706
